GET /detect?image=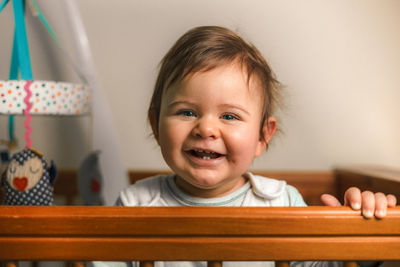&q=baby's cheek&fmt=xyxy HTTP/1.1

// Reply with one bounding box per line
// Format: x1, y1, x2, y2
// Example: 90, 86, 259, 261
225, 131, 259, 160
